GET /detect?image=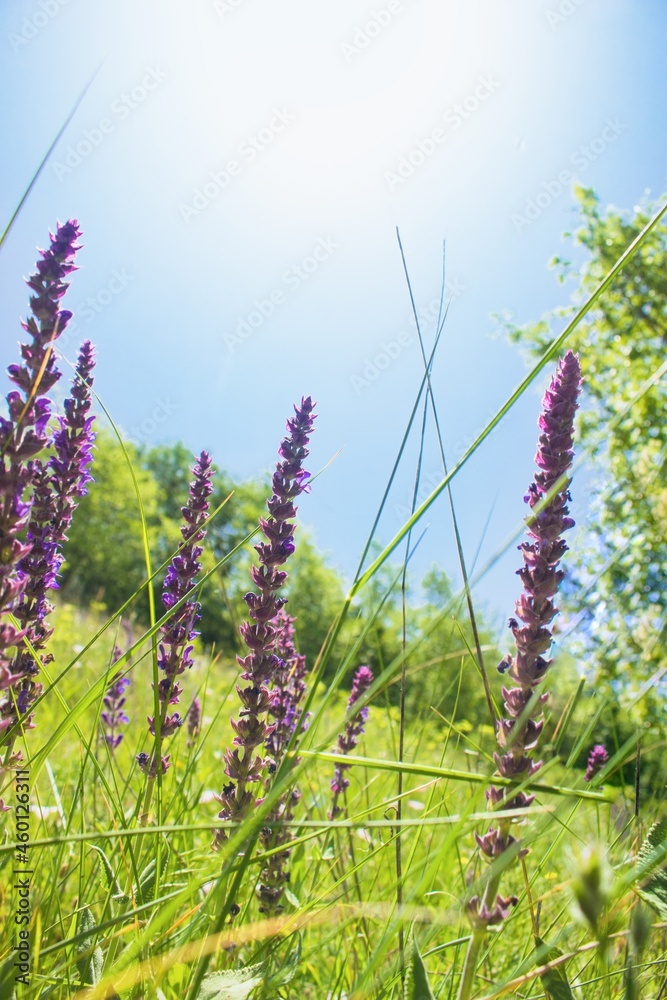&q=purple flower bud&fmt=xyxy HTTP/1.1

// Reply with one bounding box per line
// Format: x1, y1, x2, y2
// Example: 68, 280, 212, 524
467, 893, 518, 927
186, 696, 201, 744
329, 665, 373, 818
100, 642, 132, 750
136, 751, 171, 778
584, 744, 608, 782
